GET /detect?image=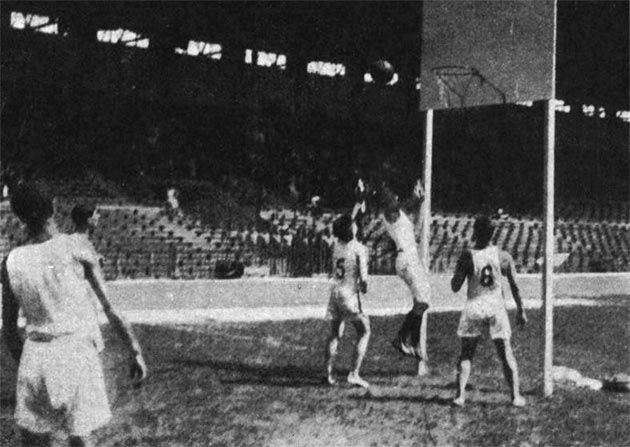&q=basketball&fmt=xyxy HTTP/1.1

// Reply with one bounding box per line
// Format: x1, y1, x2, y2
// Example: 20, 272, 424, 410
369, 60, 395, 85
